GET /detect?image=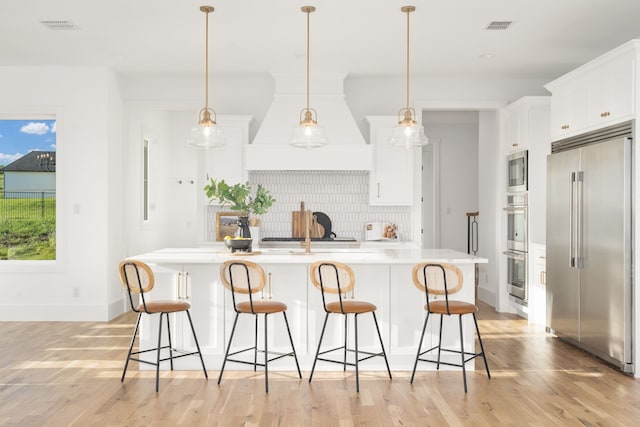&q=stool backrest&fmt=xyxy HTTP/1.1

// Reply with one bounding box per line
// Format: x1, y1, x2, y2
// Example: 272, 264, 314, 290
412, 262, 463, 298
220, 260, 266, 294
310, 261, 355, 294
118, 259, 155, 313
